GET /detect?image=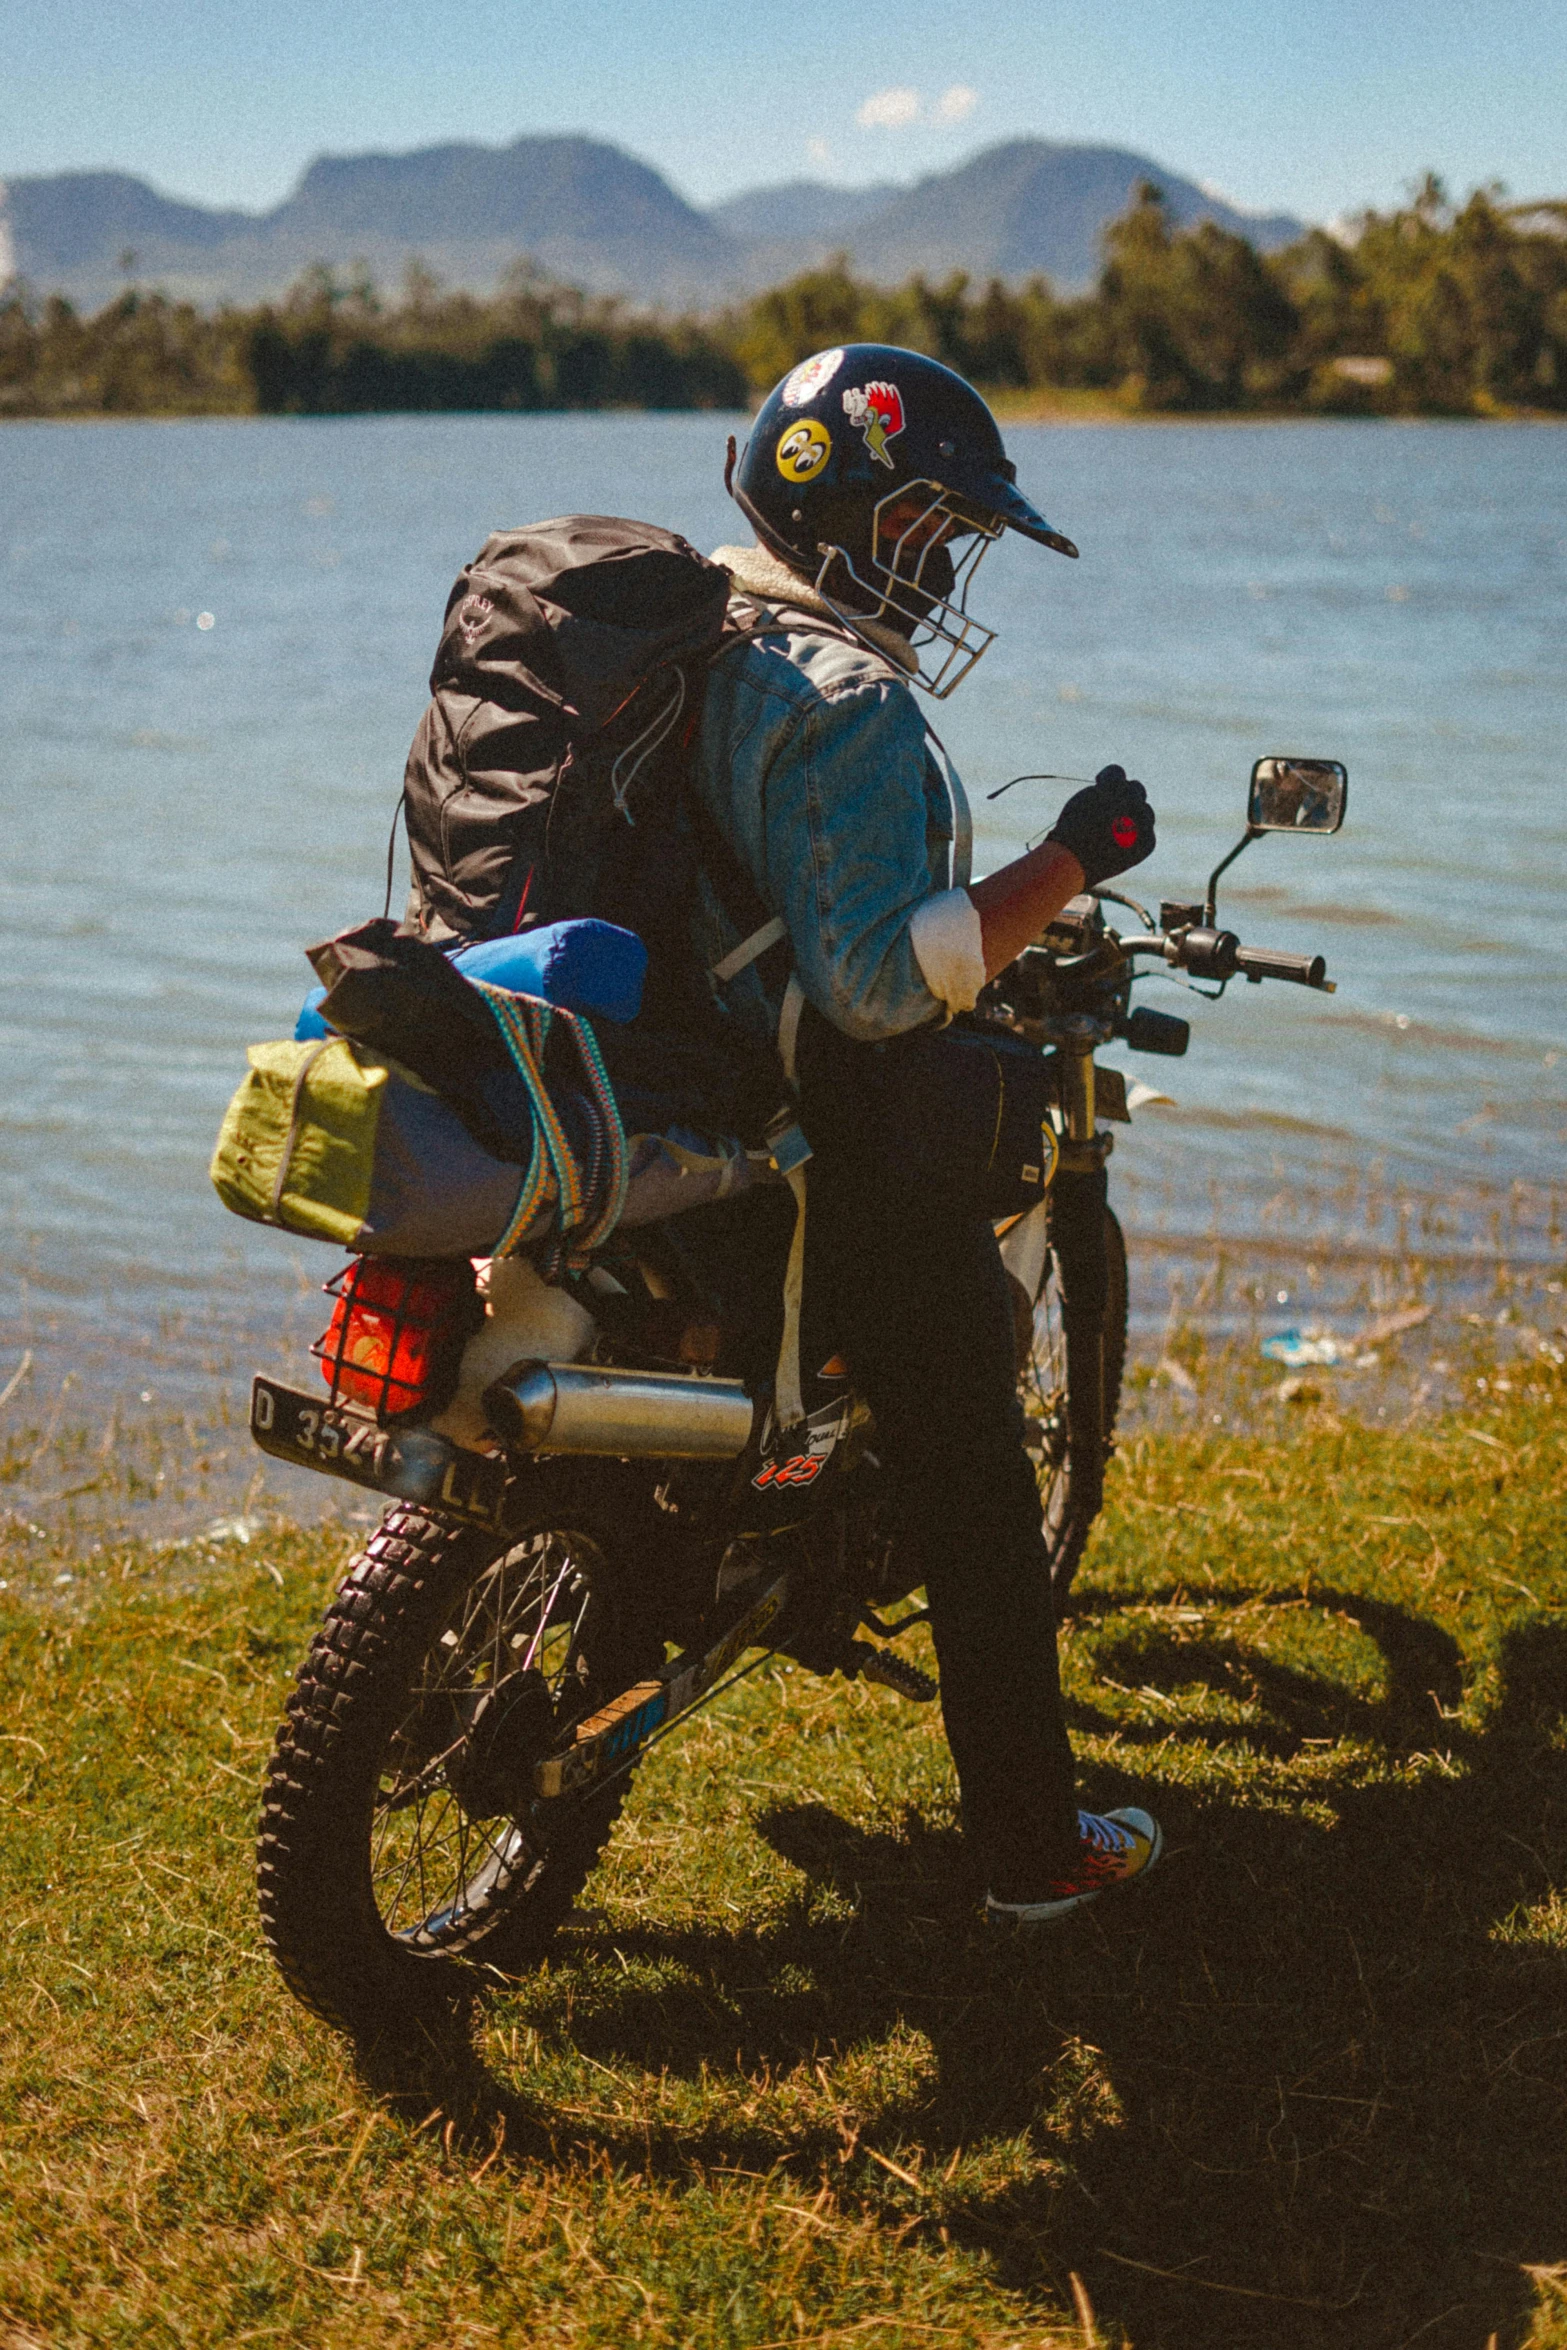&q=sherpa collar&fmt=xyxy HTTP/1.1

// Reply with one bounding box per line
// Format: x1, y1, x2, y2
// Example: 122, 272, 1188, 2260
710, 542, 919, 677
